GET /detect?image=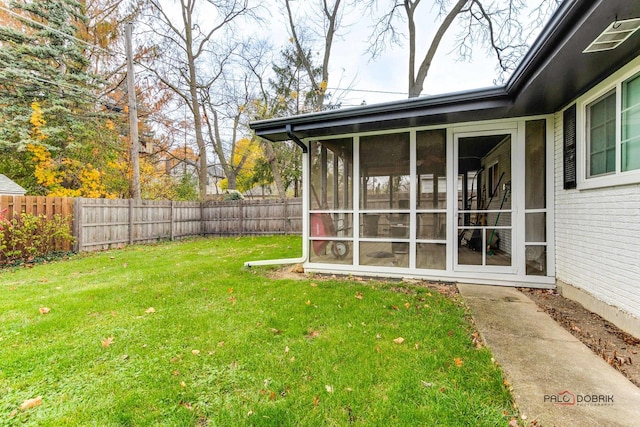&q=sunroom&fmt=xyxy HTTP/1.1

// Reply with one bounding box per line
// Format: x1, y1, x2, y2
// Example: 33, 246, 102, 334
284, 113, 553, 287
